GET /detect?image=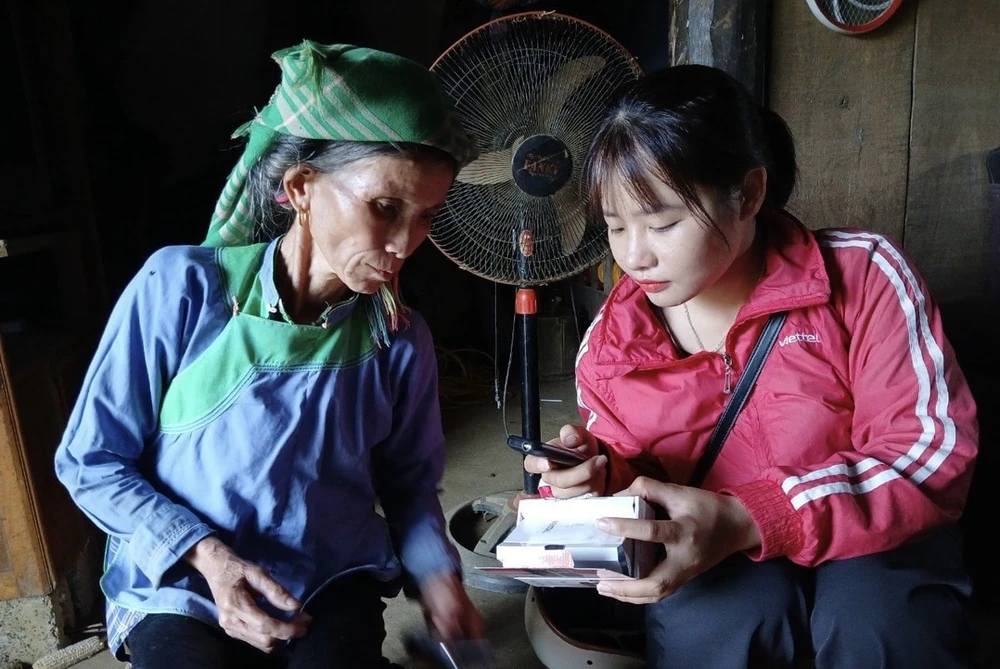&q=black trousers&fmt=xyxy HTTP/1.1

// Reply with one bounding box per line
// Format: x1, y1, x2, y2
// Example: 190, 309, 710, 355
127, 573, 393, 669
645, 525, 978, 668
